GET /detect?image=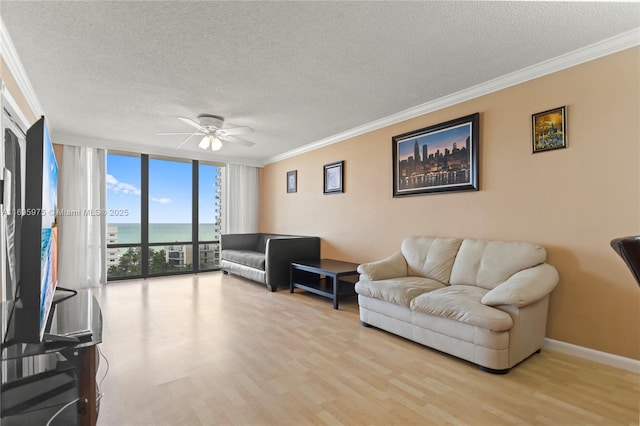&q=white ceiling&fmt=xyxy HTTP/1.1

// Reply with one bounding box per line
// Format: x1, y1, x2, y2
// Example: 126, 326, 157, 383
1, 1, 639, 166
